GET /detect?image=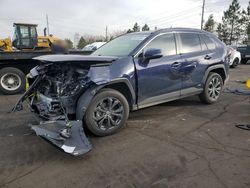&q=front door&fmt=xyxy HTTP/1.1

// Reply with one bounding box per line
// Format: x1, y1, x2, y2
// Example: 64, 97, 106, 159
134, 33, 183, 108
